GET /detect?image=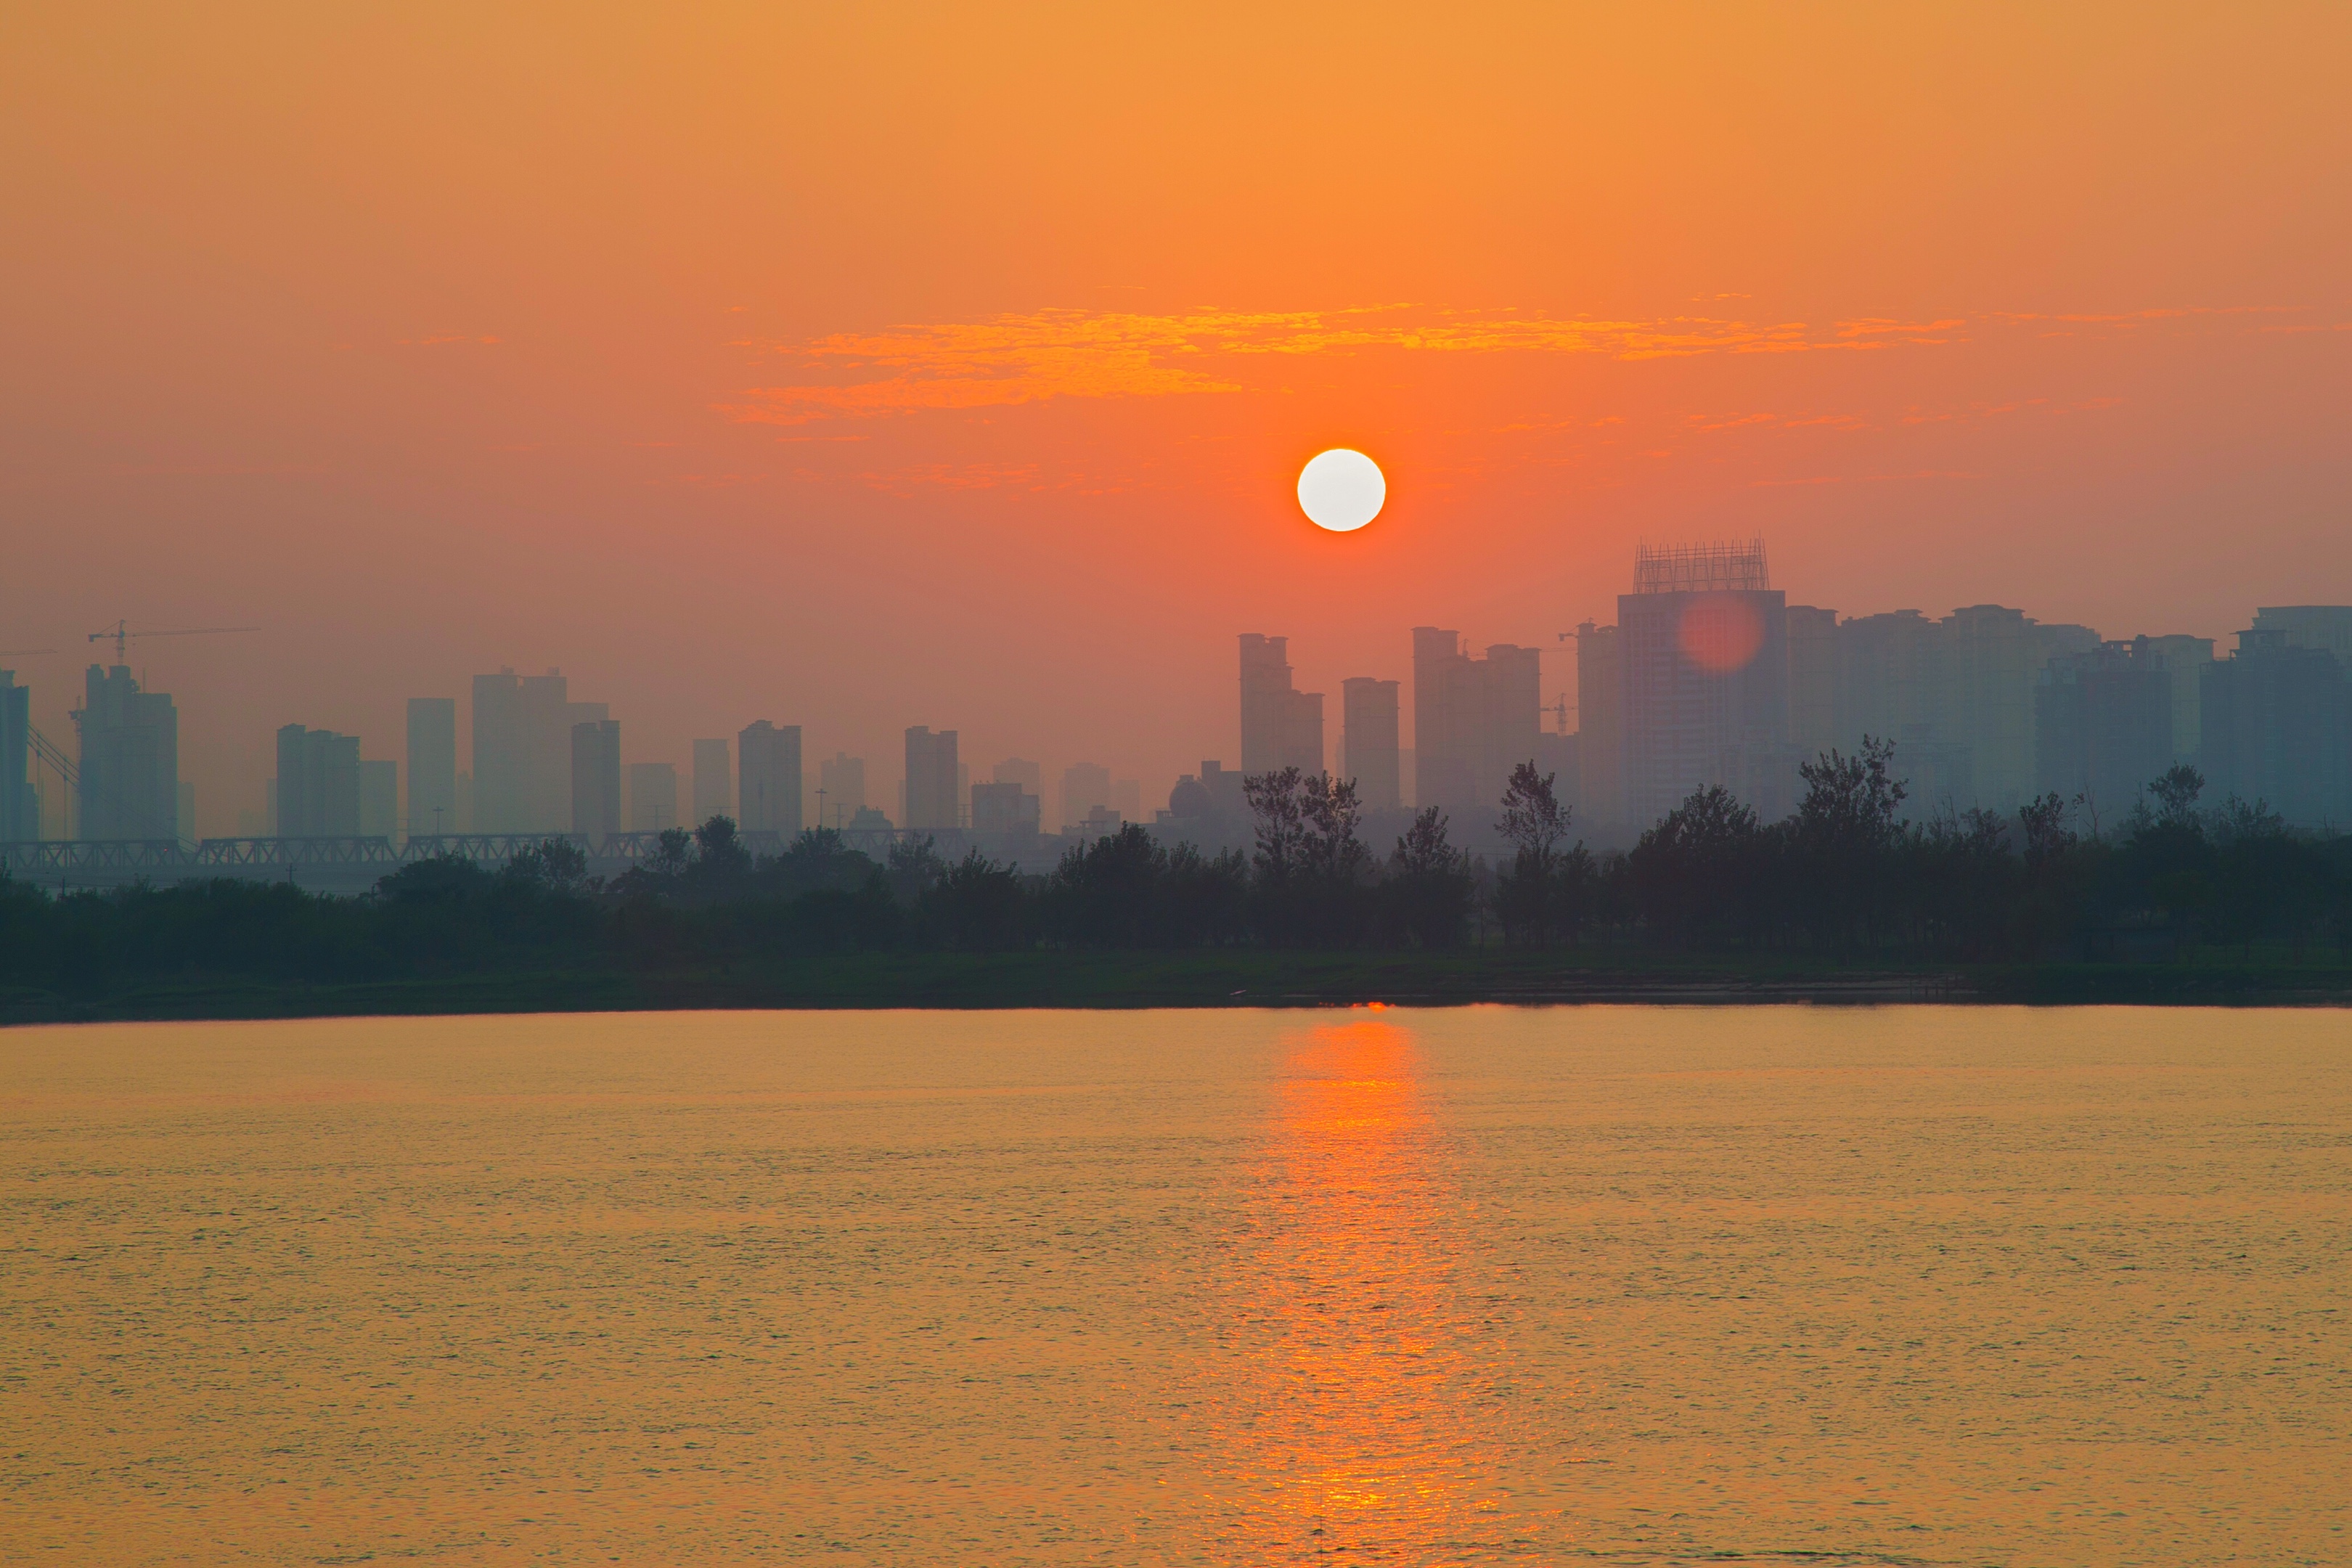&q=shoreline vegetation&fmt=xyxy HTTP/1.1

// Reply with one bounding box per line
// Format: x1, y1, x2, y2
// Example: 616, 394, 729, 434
8, 748, 2352, 1024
